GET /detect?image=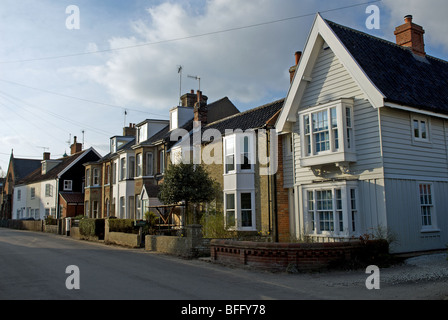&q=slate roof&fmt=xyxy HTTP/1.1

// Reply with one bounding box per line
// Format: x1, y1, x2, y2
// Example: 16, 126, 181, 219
17, 149, 94, 185
205, 98, 285, 133
326, 20, 448, 115
12, 158, 42, 182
